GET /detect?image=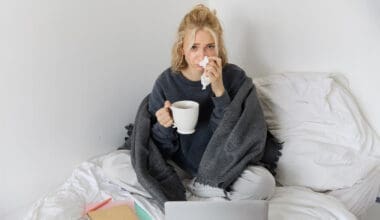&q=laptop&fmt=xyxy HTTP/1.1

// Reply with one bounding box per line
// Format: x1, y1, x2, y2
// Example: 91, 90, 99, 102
165, 200, 268, 220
